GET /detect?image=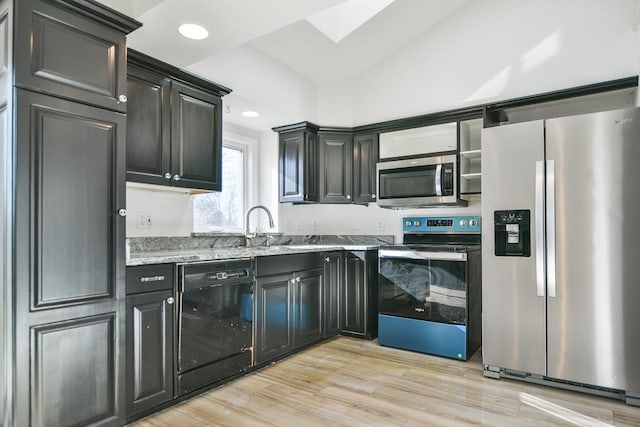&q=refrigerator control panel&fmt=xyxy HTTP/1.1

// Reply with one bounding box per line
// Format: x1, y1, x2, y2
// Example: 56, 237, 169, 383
494, 210, 531, 257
